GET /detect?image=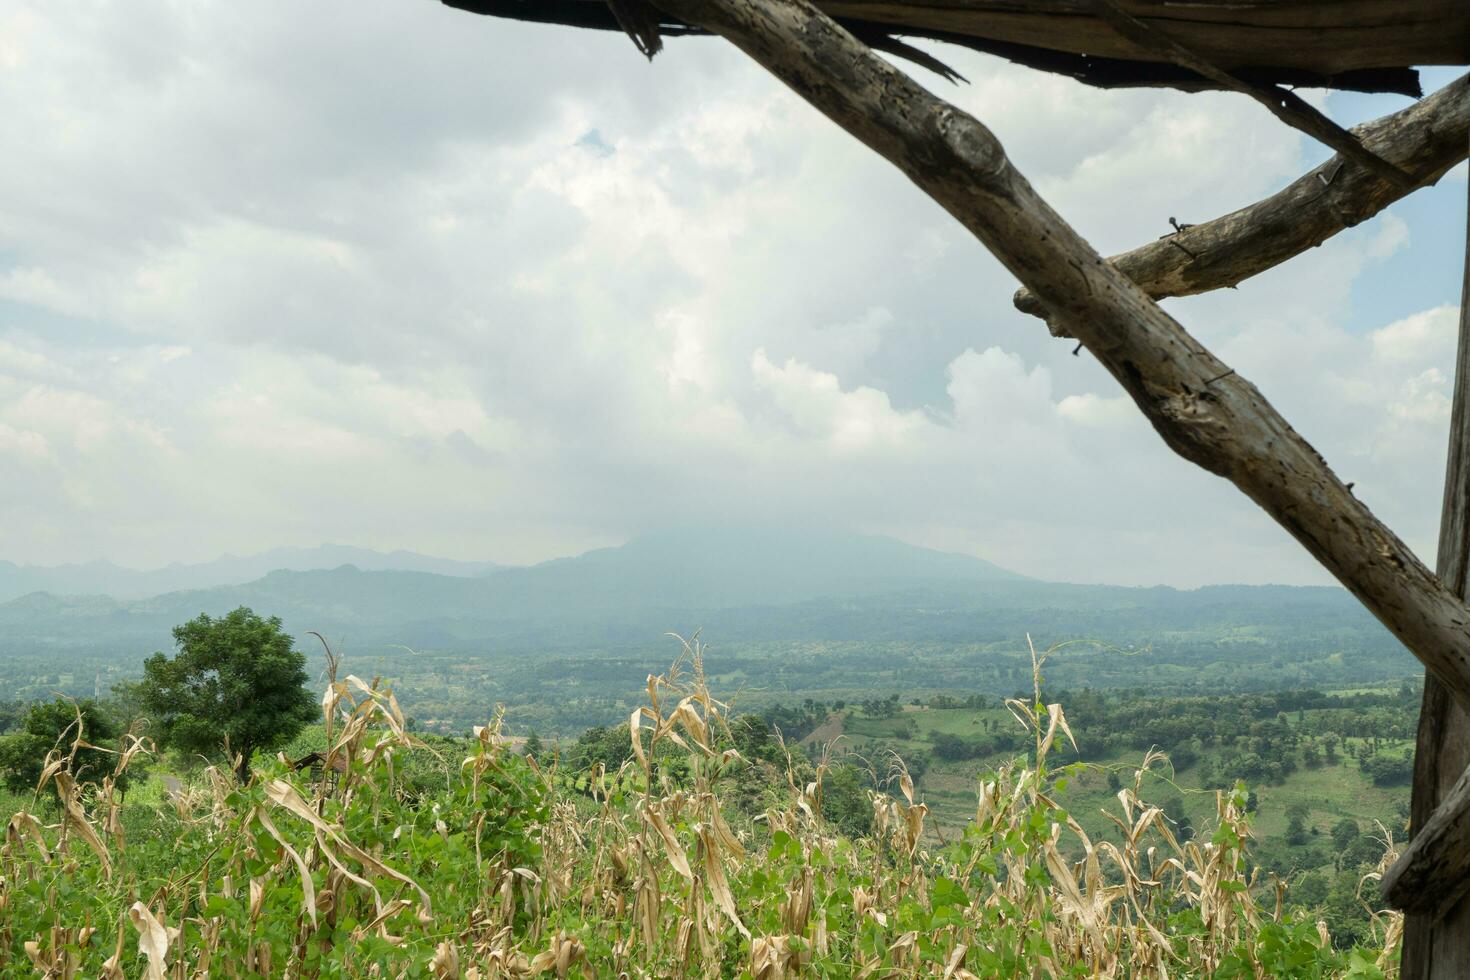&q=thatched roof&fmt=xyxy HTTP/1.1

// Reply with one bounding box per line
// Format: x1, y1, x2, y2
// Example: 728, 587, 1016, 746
445, 0, 1467, 94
